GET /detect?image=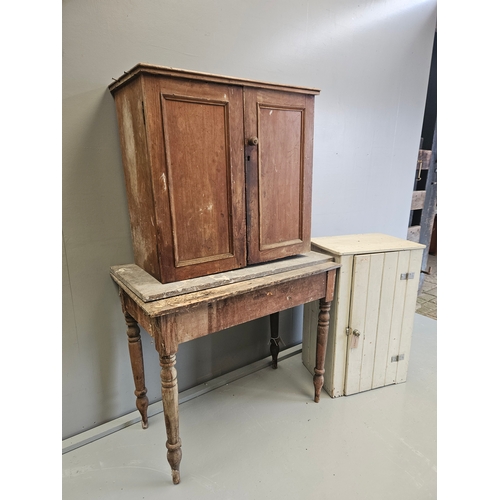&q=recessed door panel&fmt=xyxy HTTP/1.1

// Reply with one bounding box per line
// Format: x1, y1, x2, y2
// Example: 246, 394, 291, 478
144, 77, 246, 282
245, 89, 313, 264
259, 106, 303, 248
162, 97, 232, 265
